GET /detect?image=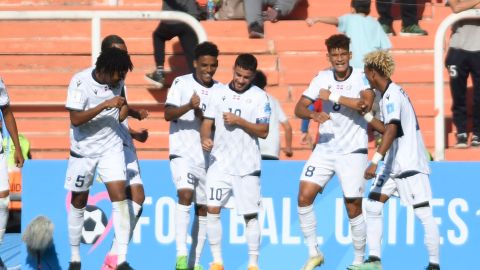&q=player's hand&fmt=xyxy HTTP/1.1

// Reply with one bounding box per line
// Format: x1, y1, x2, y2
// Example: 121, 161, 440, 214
189, 93, 200, 109
305, 18, 316, 26
318, 89, 331, 101
360, 90, 374, 113
310, 112, 330, 124
364, 163, 378, 180
131, 128, 149, 143
223, 112, 239, 126
14, 149, 24, 168
202, 138, 213, 152
283, 147, 293, 157
136, 109, 149, 120
104, 96, 125, 109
